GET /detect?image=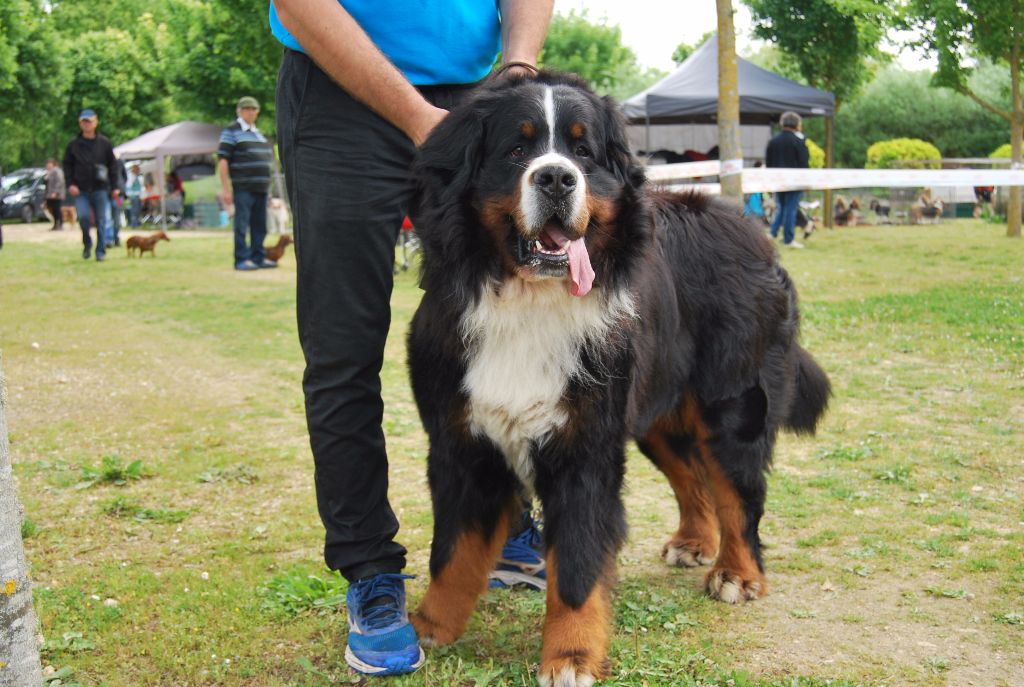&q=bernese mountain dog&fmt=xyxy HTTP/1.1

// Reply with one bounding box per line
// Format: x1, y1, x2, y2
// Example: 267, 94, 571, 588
406, 71, 831, 686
